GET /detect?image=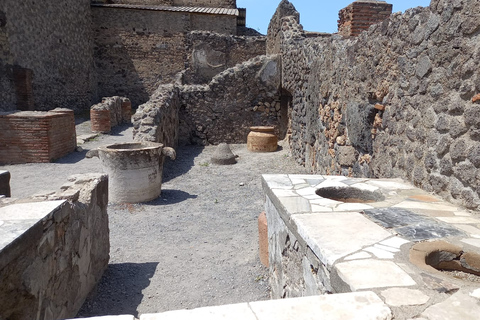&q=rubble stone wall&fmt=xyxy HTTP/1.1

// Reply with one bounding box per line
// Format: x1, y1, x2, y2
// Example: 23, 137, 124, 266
0, 109, 77, 164
0, 0, 95, 112
273, 0, 480, 209
133, 54, 284, 146
0, 173, 109, 320
173, 0, 236, 9
184, 31, 266, 84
